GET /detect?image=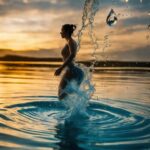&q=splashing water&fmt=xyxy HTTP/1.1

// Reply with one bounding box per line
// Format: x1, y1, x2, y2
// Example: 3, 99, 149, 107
61, 0, 119, 118
61, 64, 95, 120
77, 0, 99, 52
77, 0, 100, 69
61, 0, 101, 118
106, 9, 118, 26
